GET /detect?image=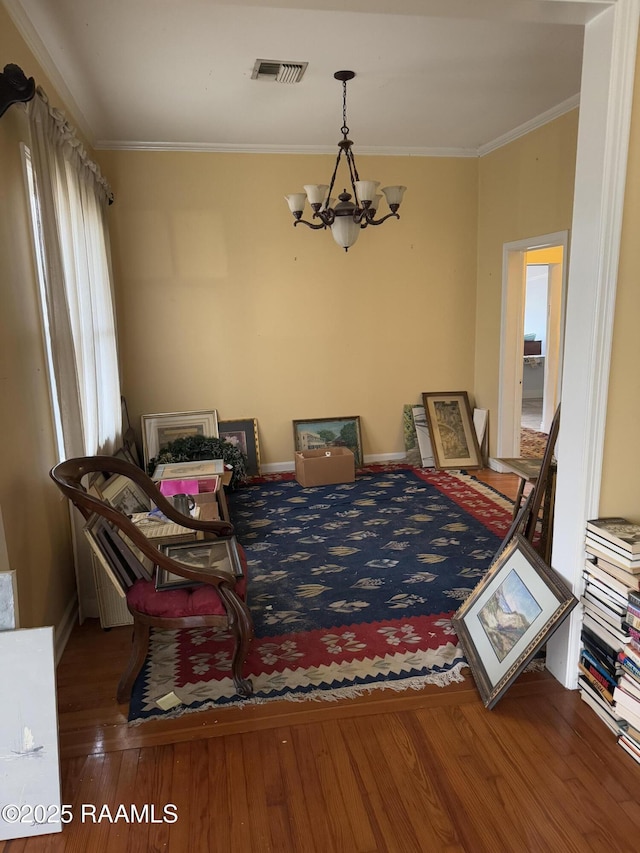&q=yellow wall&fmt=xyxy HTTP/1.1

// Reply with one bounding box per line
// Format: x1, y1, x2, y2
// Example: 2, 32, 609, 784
599, 45, 640, 521
526, 247, 563, 265
474, 111, 579, 452
97, 150, 479, 465
0, 5, 77, 628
